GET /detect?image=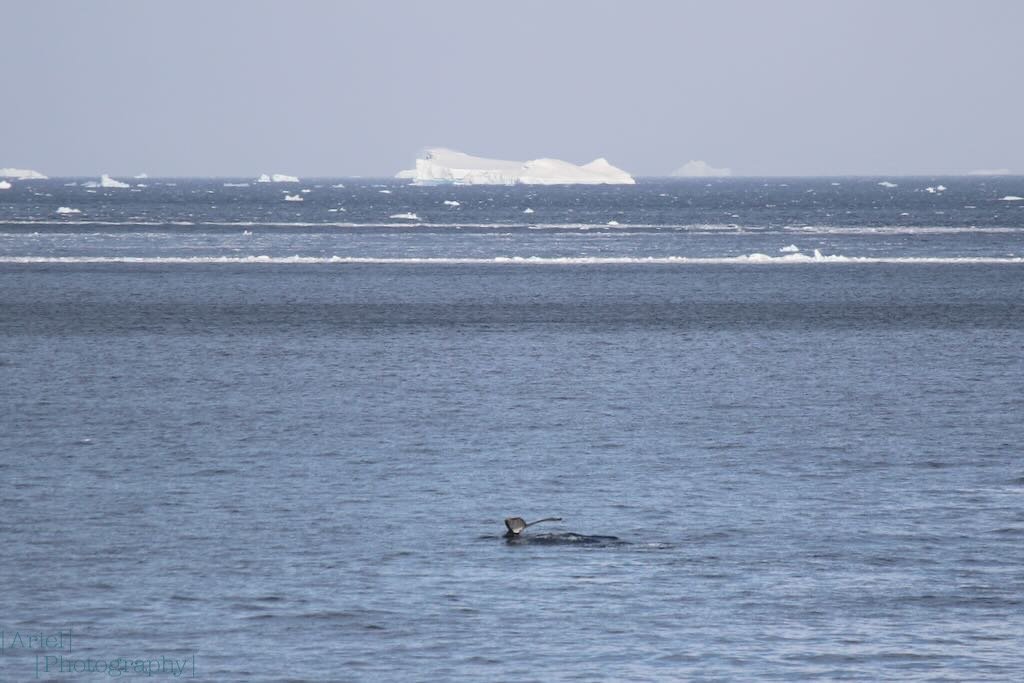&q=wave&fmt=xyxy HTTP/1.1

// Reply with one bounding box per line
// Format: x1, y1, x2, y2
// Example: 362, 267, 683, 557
2, 253, 1023, 265
0, 220, 1020, 234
